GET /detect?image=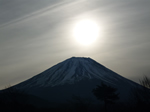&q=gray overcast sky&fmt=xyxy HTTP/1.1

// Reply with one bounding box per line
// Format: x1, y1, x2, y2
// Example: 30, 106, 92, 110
0, 0, 150, 89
